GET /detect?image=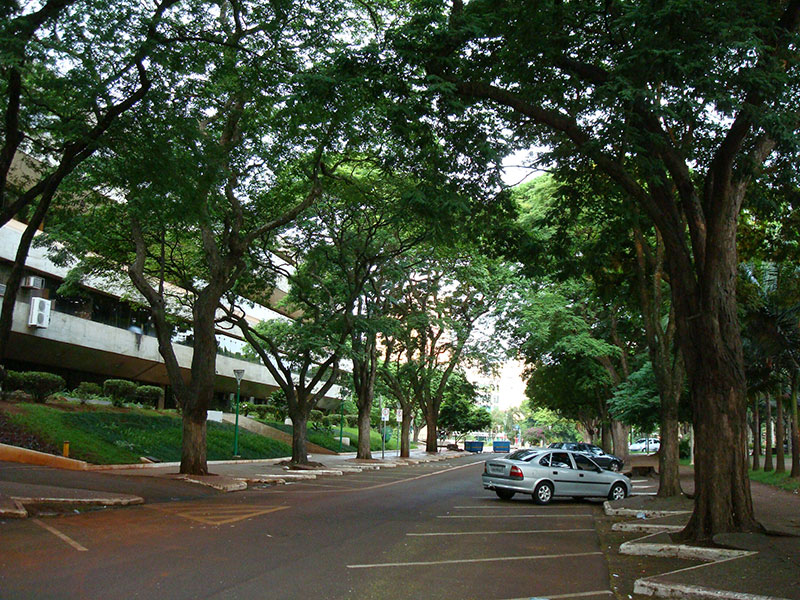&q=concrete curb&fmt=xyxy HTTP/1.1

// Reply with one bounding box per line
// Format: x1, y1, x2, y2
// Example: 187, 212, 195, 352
0, 495, 28, 518
612, 522, 685, 533
619, 538, 754, 562
177, 475, 247, 492
633, 579, 793, 600
603, 500, 692, 518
